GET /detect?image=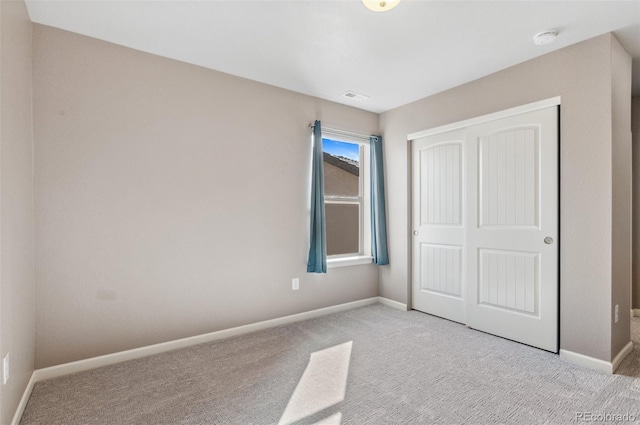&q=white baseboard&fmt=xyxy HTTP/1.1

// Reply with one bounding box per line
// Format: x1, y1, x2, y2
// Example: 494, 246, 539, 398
378, 296, 408, 311
559, 349, 613, 373
33, 297, 381, 382
11, 372, 36, 425
612, 341, 634, 373
633, 309, 640, 317
13, 296, 406, 424
560, 341, 634, 374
